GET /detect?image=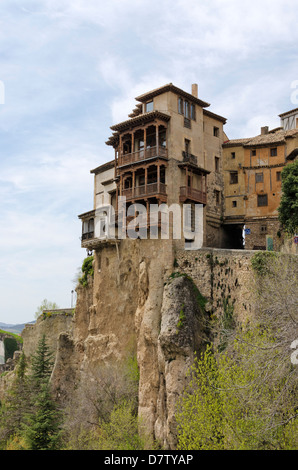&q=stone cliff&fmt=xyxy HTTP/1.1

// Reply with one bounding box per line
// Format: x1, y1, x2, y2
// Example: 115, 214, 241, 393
17, 243, 260, 449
